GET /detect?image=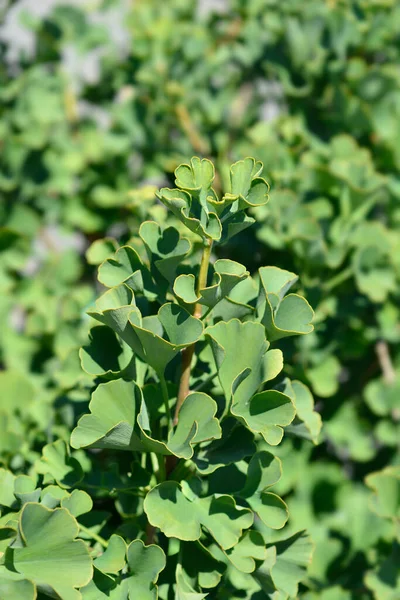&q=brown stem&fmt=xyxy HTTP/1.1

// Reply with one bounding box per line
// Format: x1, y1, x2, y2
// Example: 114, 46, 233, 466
145, 522, 156, 545
173, 240, 213, 426
375, 340, 396, 385
176, 103, 209, 155
165, 454, 178, 478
